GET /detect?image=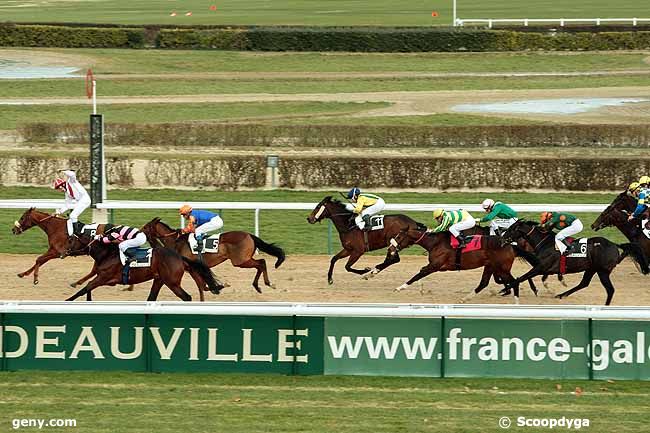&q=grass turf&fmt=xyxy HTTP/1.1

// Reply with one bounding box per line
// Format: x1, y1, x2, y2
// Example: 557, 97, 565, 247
0, 0, 648, 26
0, 370, 646, 433
0, 187, 623, 255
